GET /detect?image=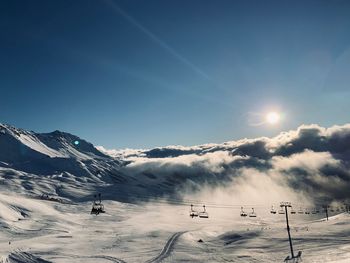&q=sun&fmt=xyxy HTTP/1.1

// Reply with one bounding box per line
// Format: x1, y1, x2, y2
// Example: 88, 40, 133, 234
266, 111, 280, 125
